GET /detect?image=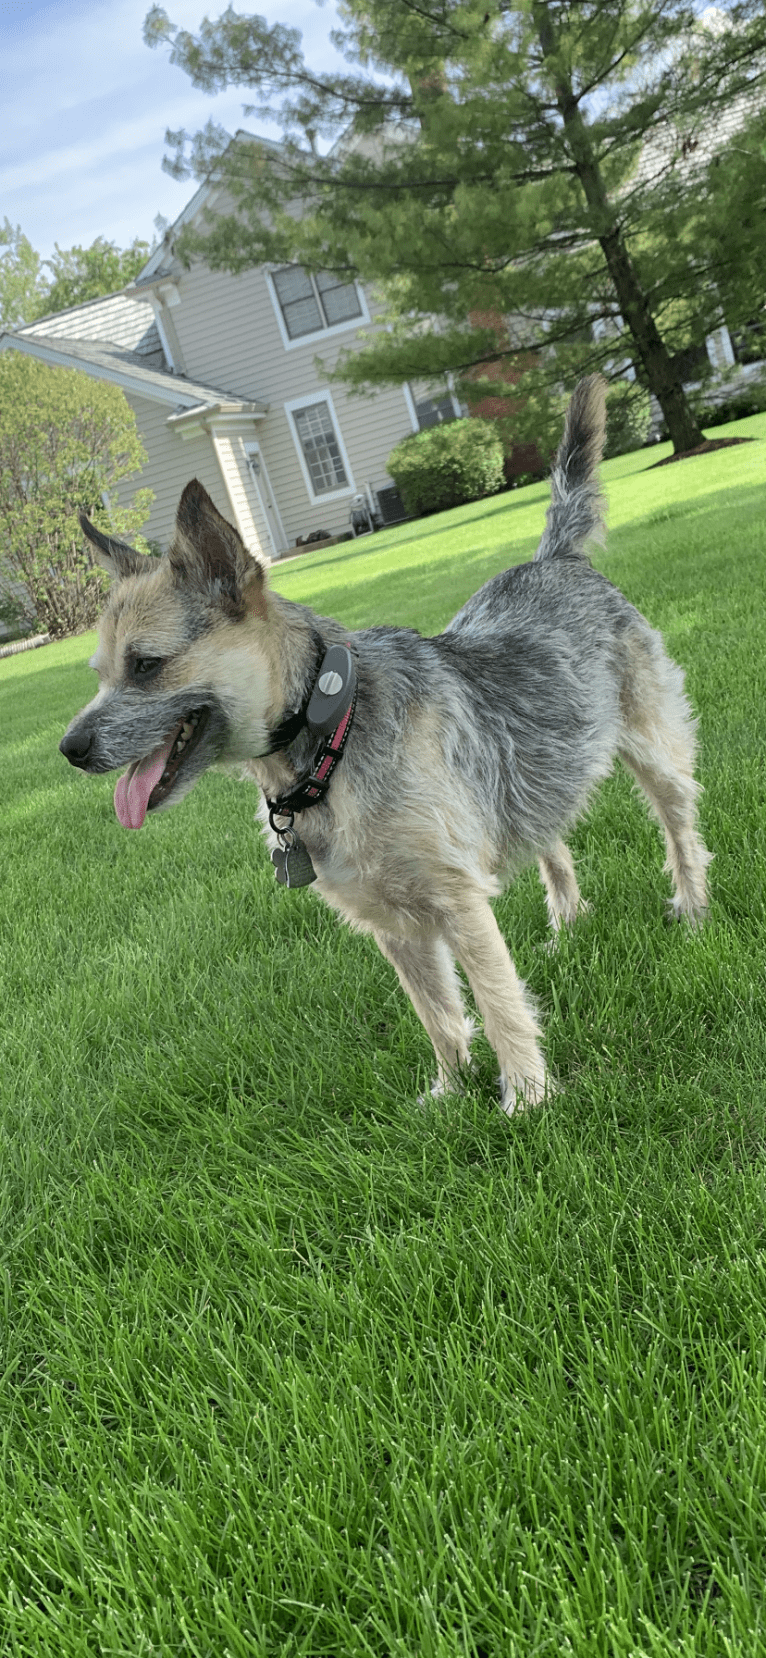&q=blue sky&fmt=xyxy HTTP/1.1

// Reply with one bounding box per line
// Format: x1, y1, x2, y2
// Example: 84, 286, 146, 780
0, 0, 344, 261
